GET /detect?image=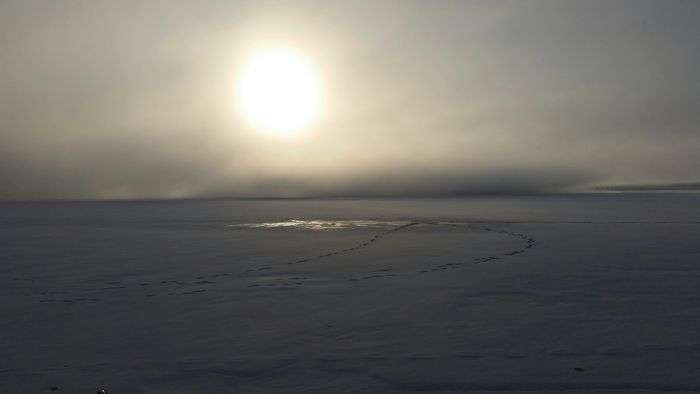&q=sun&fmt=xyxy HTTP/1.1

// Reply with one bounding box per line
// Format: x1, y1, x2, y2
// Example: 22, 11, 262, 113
236, 49, 322, 135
